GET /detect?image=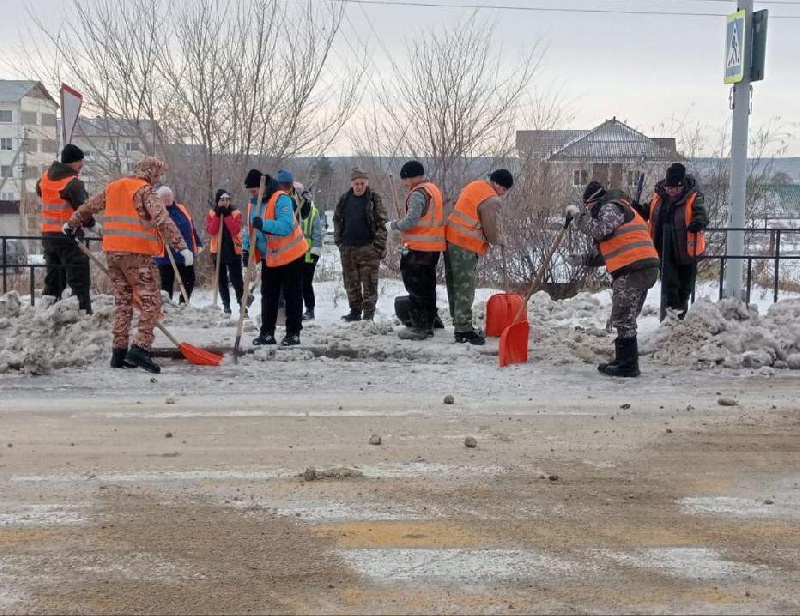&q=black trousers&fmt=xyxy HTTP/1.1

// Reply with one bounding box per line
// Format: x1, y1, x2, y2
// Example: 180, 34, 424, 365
400, 248, 440, 330
42, 236, 91, 312
214, 254, 244, 309
157, 263, 195, 303
261, 256, 304, 337
663, 260, 695, 313
303, 259, 317, 311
